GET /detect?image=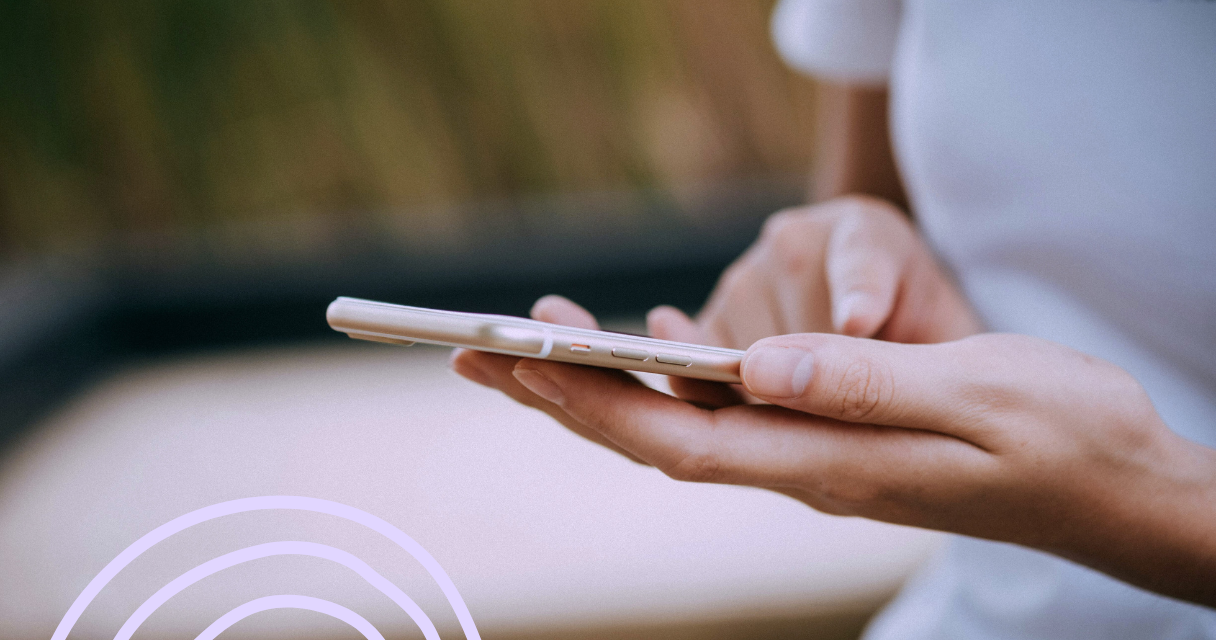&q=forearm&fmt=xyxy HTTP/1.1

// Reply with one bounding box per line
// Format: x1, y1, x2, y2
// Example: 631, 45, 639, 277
811, 82, 907, 209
